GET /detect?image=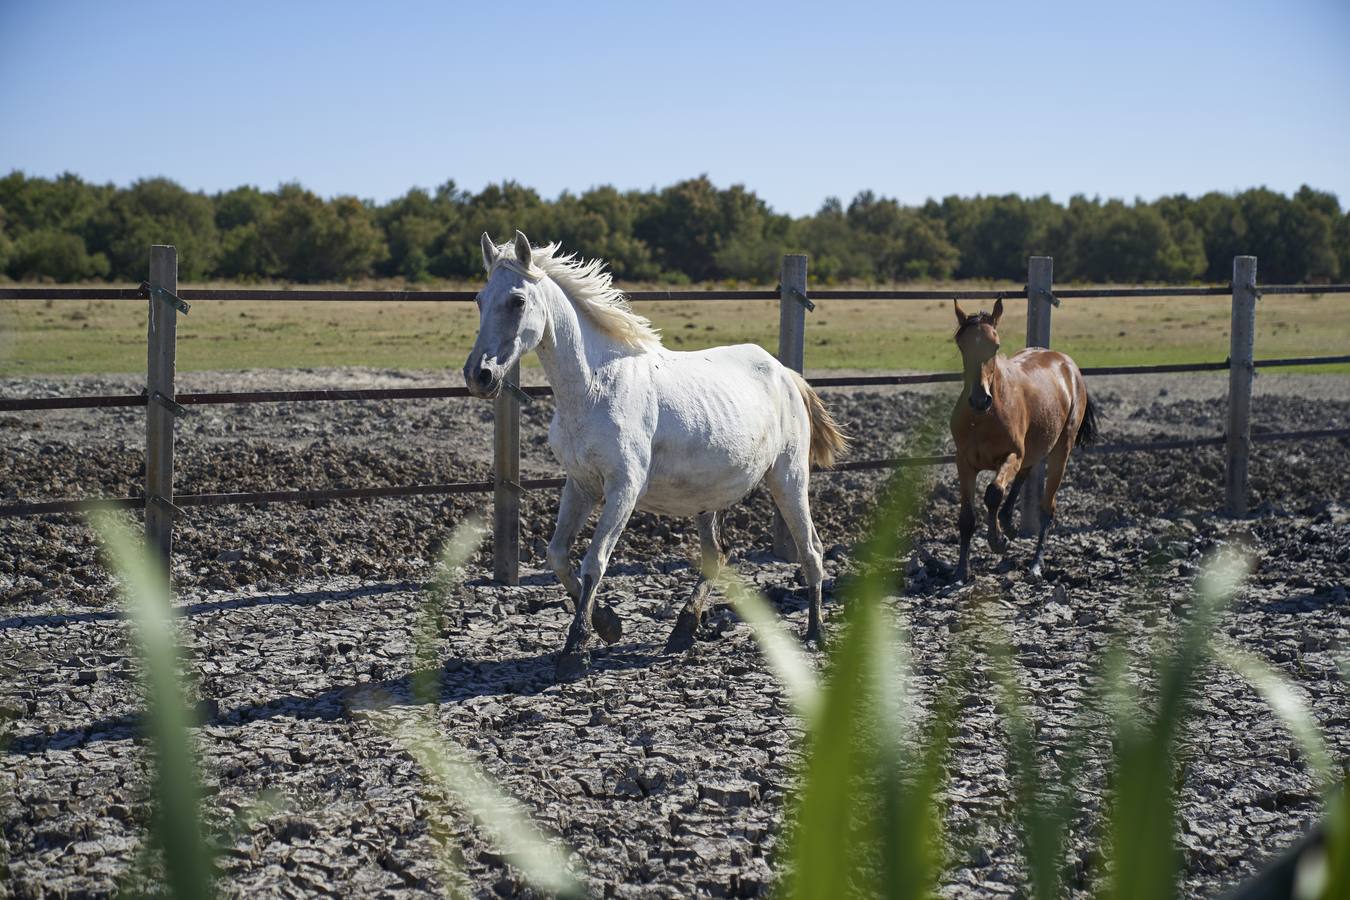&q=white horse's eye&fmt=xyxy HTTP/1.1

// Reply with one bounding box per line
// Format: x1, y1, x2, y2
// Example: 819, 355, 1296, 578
511, 294, 526, 308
